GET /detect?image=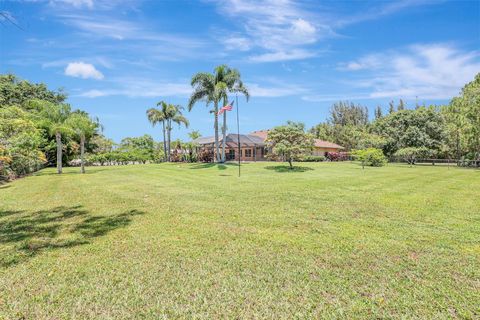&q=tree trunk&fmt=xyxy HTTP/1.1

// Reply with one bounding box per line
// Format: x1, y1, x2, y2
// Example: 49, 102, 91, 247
288, 158, 293, 169
56, 131, 62, 174
162, 121, 167, 162
167, 120, 171, 162
214, 100, 220, 162
221, 97, 227, 163
80, 134, 85, 174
